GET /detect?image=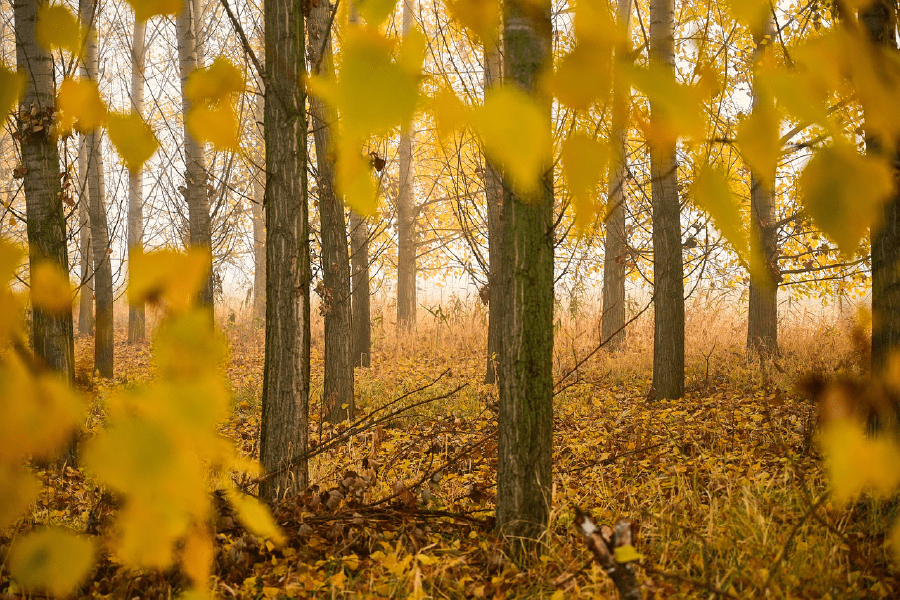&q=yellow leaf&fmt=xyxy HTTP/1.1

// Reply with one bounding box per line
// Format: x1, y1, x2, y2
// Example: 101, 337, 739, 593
184, 57, 244, 105
0, 240, 23, 283
8, 527, 95, 597
443, 0, 501, 46
574, 0, 624, 45
182, 526, 213, 587
36, 5, 85, 55
471, 87, 551, 195
691, 166, 766, 284
820, 419, 900, 503
613, 544, 644, 563
735, 97, 781, 189
81, 418, 178, 494
56, 78, 107, 135
127, 248, 211, 312
355, 0, 397, 26
626, 62, 704, 150
186, 103, 240, 151
762, 68, 833, 134
125, 0, 182, 21
225, 488, 286, 545
546, 42, 612, 110
0, 465, 41, 530
153, 311, 226, 380
0, 65, 25, 120
30, 261, 72, 314
335, 142, 379, 216
725, 0, 770, 36
114, 501, 189, 568
430, 86, 468, 141
107, 112, 159, 173
799, 143, 894, 256
561, 134, 609, 231
343, 553, 361, 570
891, 519, 900, 566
